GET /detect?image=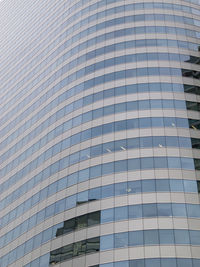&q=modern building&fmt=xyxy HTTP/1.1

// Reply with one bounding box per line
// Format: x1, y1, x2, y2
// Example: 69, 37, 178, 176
0, 0, 200, 266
